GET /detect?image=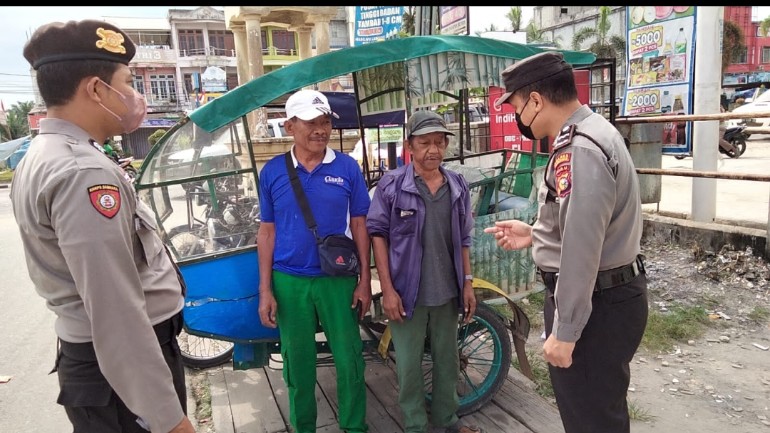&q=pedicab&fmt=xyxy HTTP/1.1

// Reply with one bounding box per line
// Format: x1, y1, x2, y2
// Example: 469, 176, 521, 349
134, 34, 596, 415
